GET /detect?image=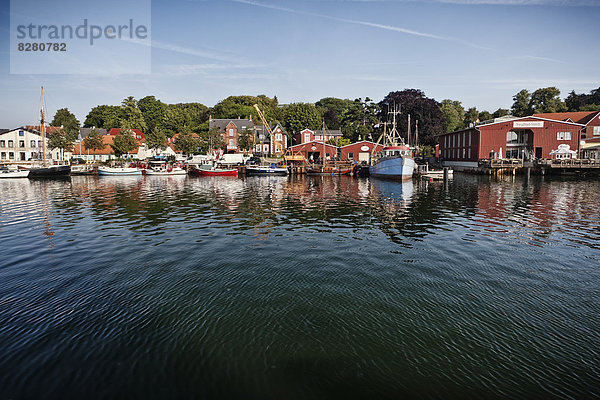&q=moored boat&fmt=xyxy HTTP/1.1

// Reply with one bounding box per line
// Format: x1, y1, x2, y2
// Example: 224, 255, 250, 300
145, 167, 187, 176
28, 165, 71, 178
369, 107, 415, 181
306, 162, 354, 175
98, 166, 142, 176
246, 163, 288, 176
0, 167, 30, 178
192, 165, 238, 177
